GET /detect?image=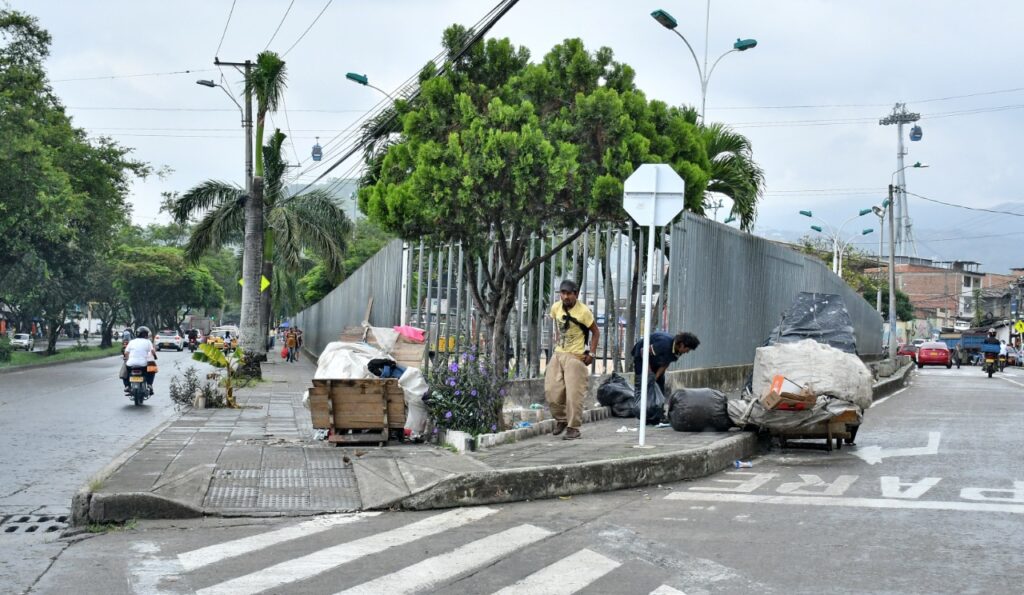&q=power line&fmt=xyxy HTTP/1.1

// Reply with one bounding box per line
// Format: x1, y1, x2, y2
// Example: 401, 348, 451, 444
214, 0, 237, 58
66, 106, 368, 113
280, 94, 302, 165
264, 0, 296, 50
905, 191, 1024, 217
282, 0, 333, 57
51, 68, 215, 83
711, 85, 1024, 111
